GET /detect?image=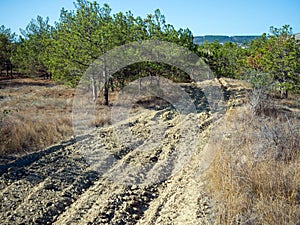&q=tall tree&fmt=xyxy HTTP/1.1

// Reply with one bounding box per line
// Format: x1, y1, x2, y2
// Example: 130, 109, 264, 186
246, 25, 300, 97
198, 40, 246, 78
12, 16, 53, 77
49, 0, 115, 105
0, 25, 15, 77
